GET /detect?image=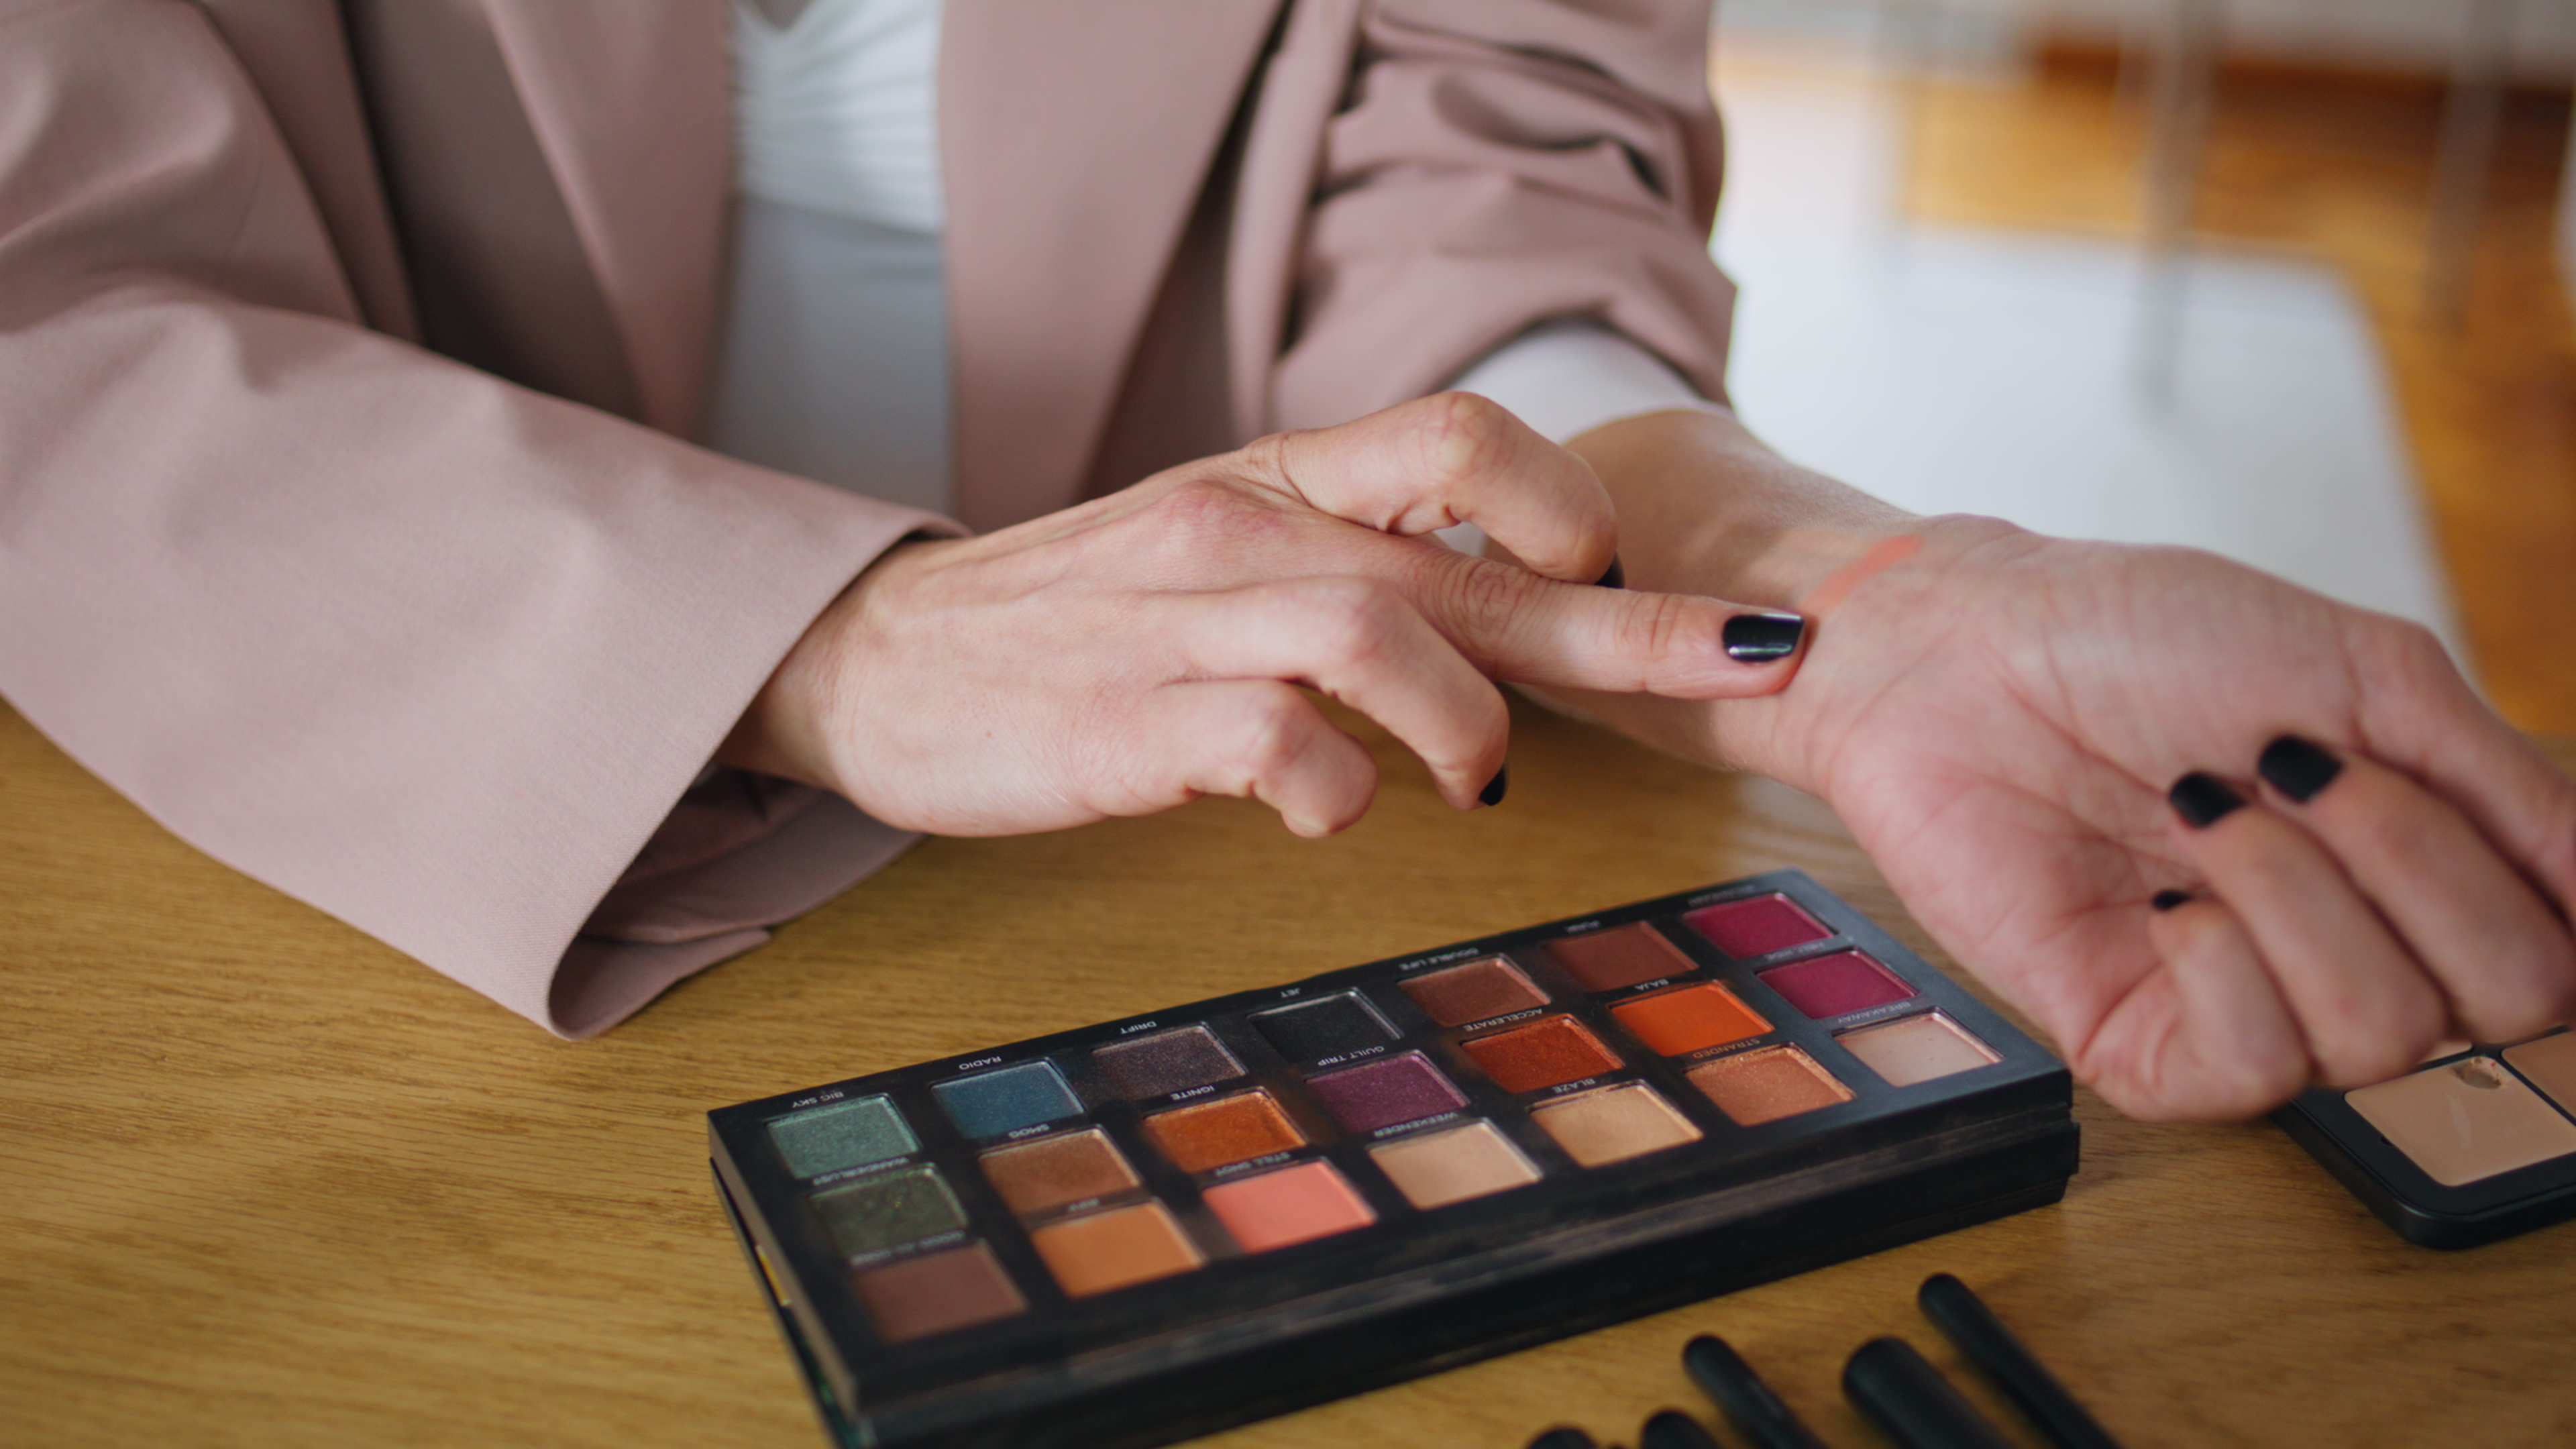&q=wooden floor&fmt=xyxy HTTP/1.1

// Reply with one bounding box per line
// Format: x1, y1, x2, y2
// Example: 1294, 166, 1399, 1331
1892, 50, 2576, 733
